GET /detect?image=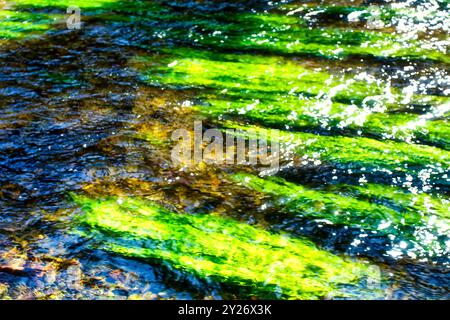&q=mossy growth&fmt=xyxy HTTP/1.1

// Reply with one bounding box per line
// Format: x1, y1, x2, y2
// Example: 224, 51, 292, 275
277, 3, 448, 30
136, 48, 450, 149
8, 0, 120, 10
325, 182, 450, 222
0, 9, 62, 40
0, 0, 146, 41
224, 122, 450, 190
148, 10, 450, 62
74, 196, 379, 299
1, 0, 159, 41
5, 1, 450, 62
199, 95, 450, 150
164, 8, 449, 63
421, 119, 450, 150
232, 173, 449, 258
